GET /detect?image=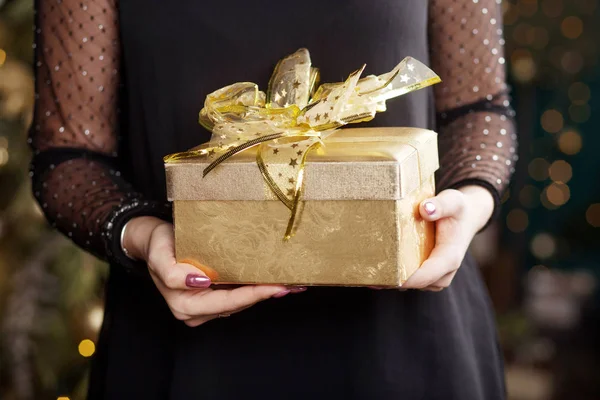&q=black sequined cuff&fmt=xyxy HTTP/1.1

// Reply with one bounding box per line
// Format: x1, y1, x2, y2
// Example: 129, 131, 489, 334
102, 199, 173, 276
448, 178, 501, 233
